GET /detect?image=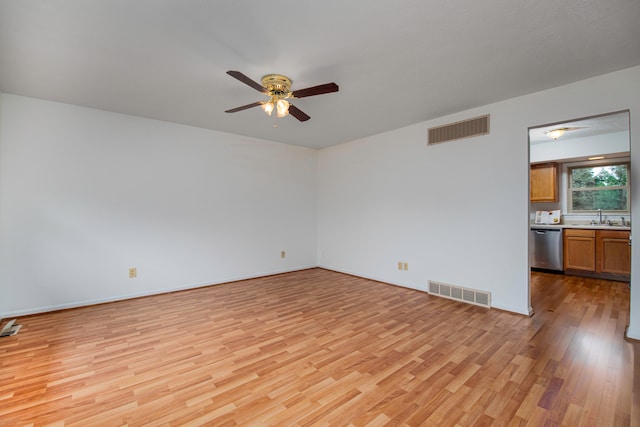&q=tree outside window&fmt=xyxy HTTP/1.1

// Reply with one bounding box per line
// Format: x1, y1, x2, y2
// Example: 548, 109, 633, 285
568, 163, 629, 212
